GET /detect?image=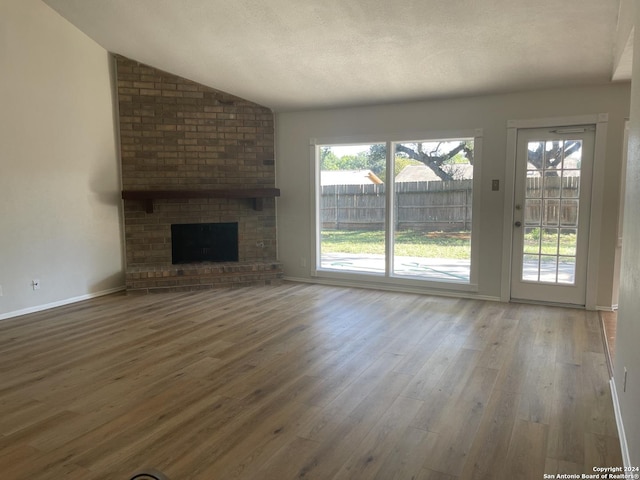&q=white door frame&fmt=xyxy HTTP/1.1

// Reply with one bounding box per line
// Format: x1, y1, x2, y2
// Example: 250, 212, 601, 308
501, 114, 609, 310
611, 120, 630, 309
